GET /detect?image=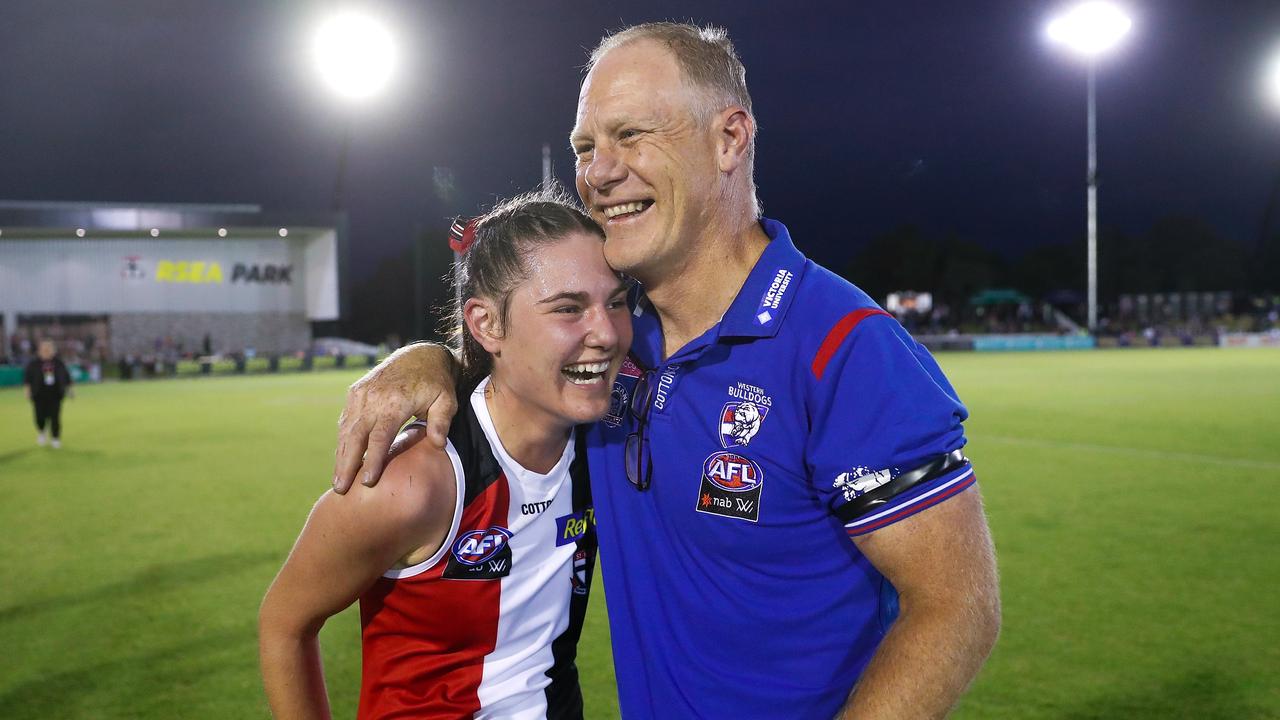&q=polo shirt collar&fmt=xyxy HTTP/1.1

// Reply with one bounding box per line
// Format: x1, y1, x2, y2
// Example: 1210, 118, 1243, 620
628, 218, 807, 368
719, 217, 807, 339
